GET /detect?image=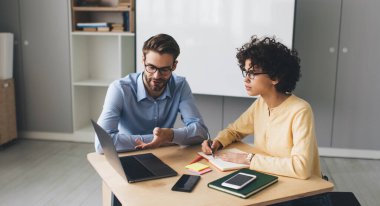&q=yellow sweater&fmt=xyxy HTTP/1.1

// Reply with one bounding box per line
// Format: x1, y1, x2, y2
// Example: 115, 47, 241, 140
215, 95, 321, 179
